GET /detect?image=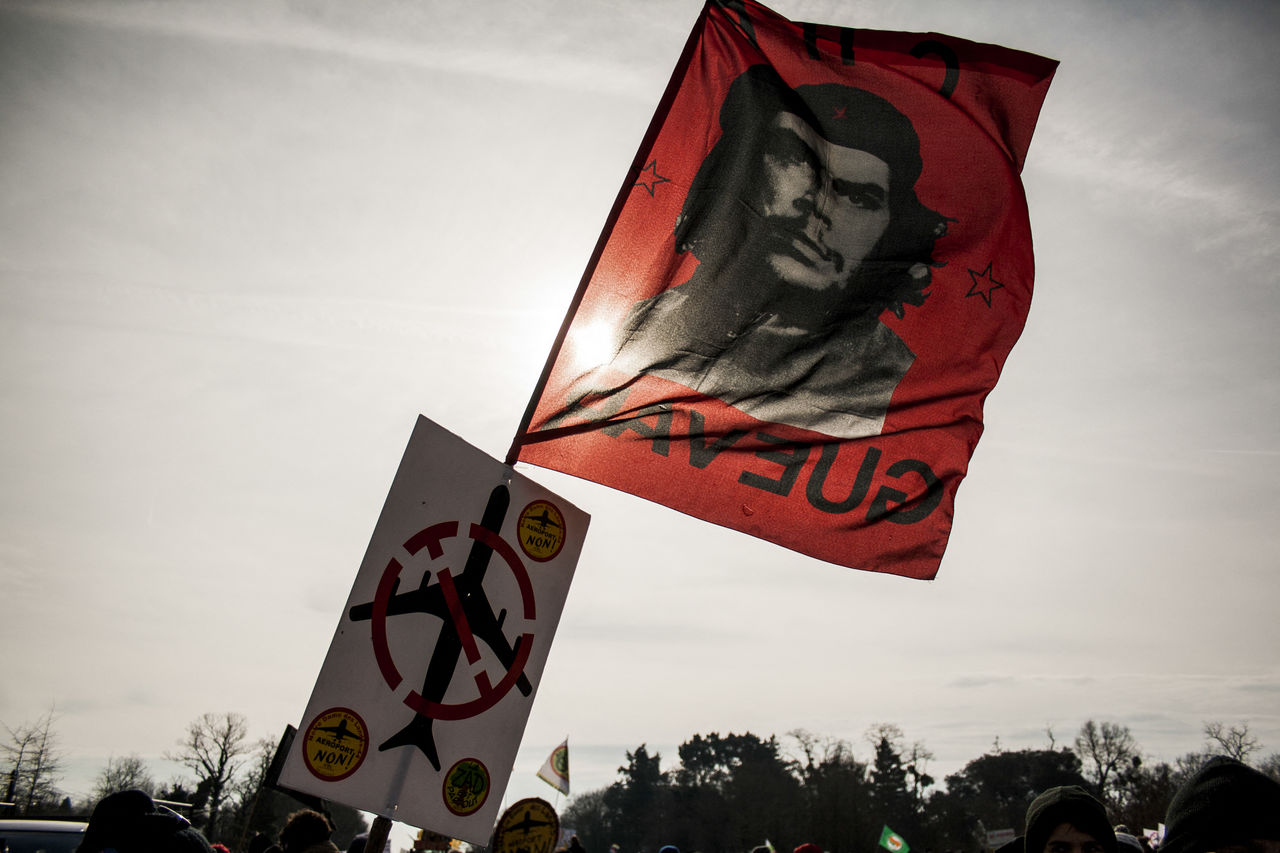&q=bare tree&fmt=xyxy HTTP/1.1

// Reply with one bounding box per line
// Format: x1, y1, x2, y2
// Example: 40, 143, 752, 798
1203, 721, 1260, 763
223, 737, 277, 844
904, 740, 935, 809
864, 722, 905, 751
788, 728, 855, 771
168, 712, 249, 839
1074, 720, 1137, 804
92, 754, 156, 801
2, 709, 64, 814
